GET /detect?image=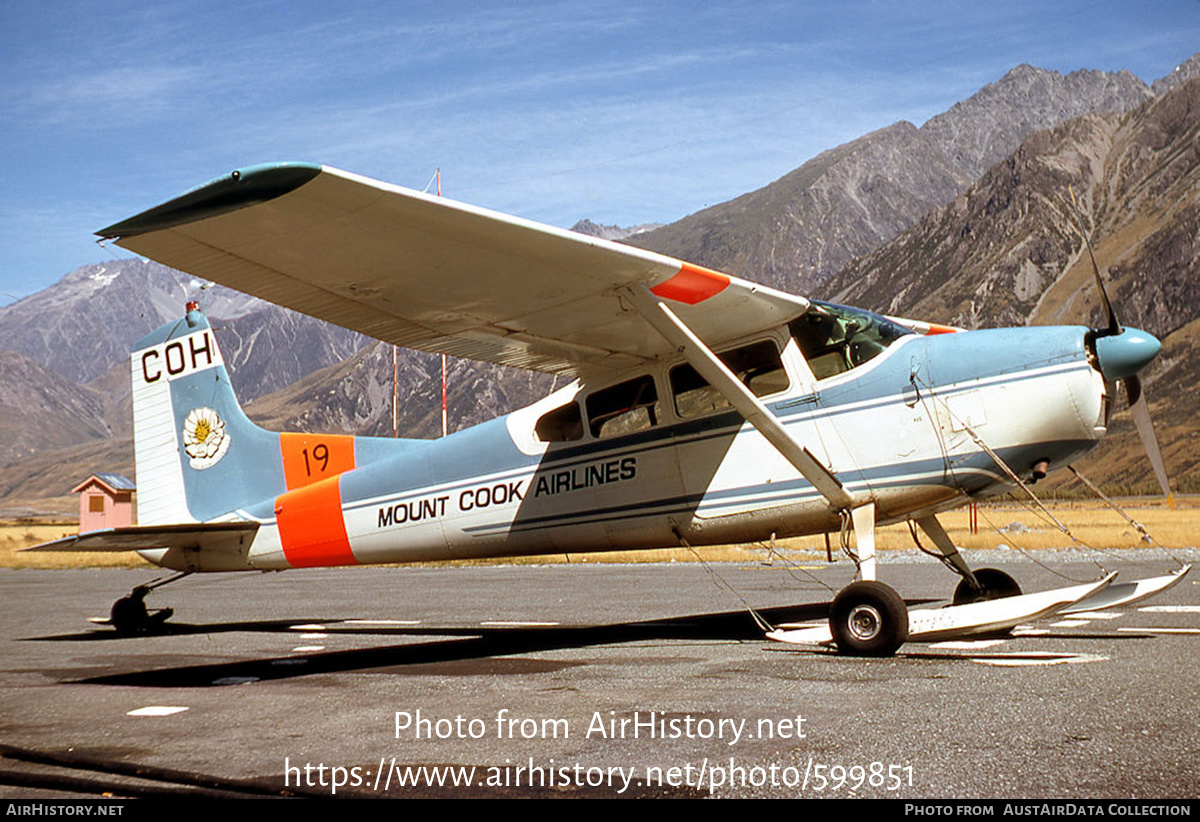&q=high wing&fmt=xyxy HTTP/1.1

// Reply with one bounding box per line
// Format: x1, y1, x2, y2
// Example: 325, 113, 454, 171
99, 163, 808, 377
